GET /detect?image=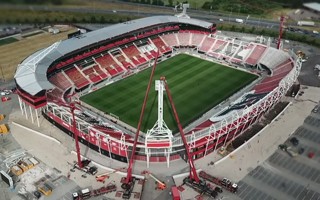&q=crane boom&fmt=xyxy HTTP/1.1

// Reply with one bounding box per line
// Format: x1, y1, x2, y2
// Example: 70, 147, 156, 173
161, 77, 200, 182
277, 15, 285, 49
124, 51, 160, 184
70, 103, 83, 169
